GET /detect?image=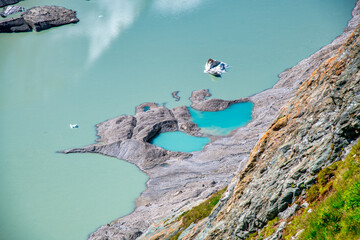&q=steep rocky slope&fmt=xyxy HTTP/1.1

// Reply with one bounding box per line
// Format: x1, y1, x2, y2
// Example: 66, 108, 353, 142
155, 11, 360, 240
63, 1, 360, 239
